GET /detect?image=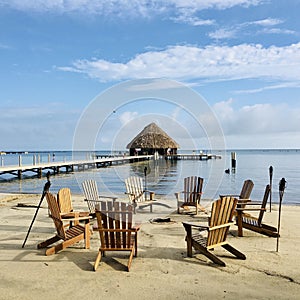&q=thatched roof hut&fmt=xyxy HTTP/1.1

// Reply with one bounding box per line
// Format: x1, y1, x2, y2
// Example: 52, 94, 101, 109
127, 122, 179, 156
